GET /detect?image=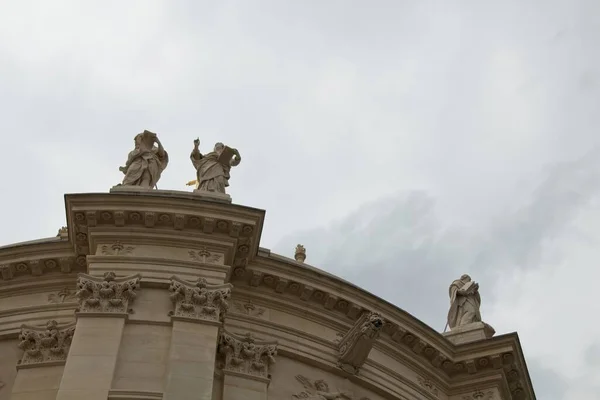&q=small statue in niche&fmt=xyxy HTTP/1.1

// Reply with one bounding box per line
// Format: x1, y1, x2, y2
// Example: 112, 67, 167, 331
292, 375, 370, 400
446, 274, 482, 329
187, 138, 241, 193
118, 130, 168, 189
